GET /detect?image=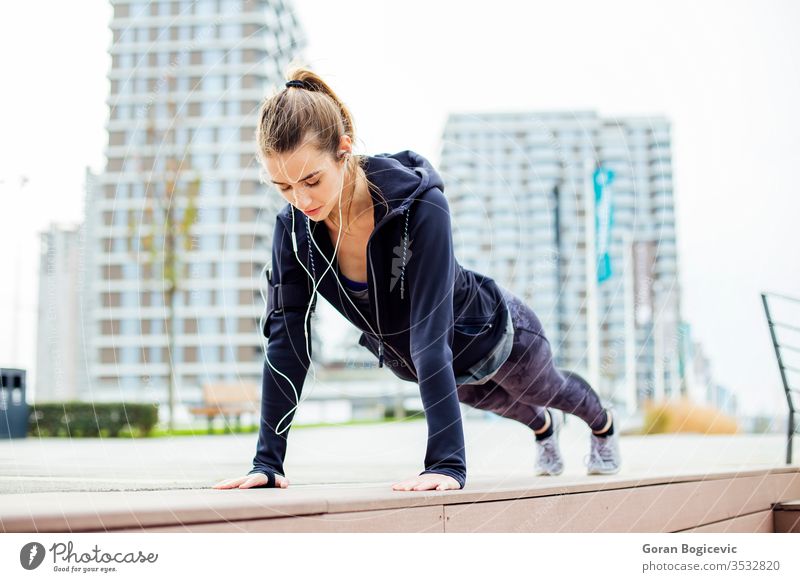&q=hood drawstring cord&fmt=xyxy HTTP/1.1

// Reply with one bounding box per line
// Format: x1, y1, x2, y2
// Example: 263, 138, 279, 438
400, 205, 410, 300
304, 215, 317, 314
